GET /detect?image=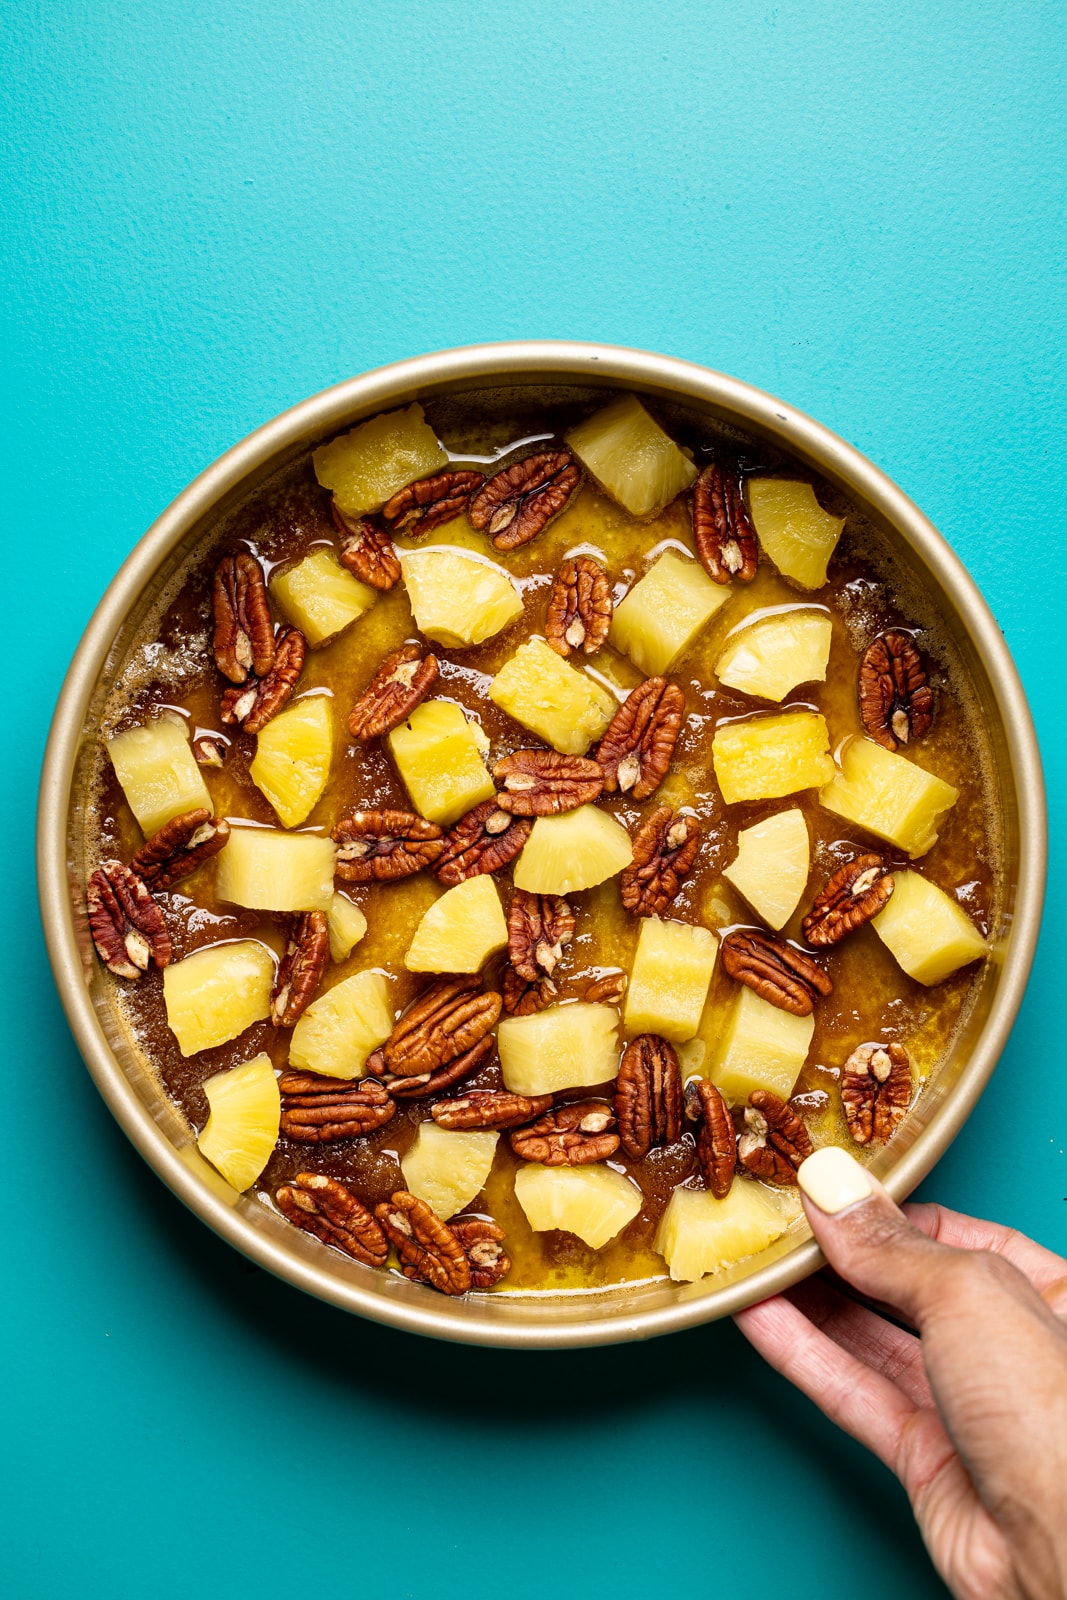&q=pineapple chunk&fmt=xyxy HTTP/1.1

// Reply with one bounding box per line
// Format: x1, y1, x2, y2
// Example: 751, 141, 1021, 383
565, 394, 698, 518
610, 550, 732, 677
288, 969, 393, 1078
708, 986, 814, 1104
747, 479, 845, 590
106, 718, 212, 837
312, 403, 448, 517
655, 1179, 798, 1281
270, 549, 376, 648
401, 1124, 499, 1220
399, 549, 523, 648
513, 805, 633, 895
820, 737, 960, 858
714, 608, 832, 702
514, 1162, 641, 1250
404, 875, 508, 973
873, 870, 988, 985
249, 693, 333, 828
498, 1002, 620, 1095
723, 809, 810, 930
386, 700, 496, 827
215, 827, 336, 911
712, 712, 834, 805
488, 637, 616, 756
197, 1053, 281, 1192
162, 940, 274, 1057
624, 916, 718, 1042
326, 892, 368, 962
